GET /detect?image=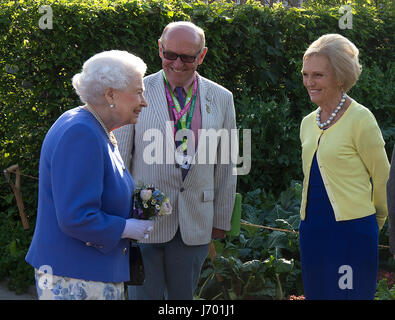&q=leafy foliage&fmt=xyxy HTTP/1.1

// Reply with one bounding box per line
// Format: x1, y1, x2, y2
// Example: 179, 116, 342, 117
198, 182, 394, 300
0, 0, 393, 295
375, 279, 395, 300
197, 182, 303, 299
